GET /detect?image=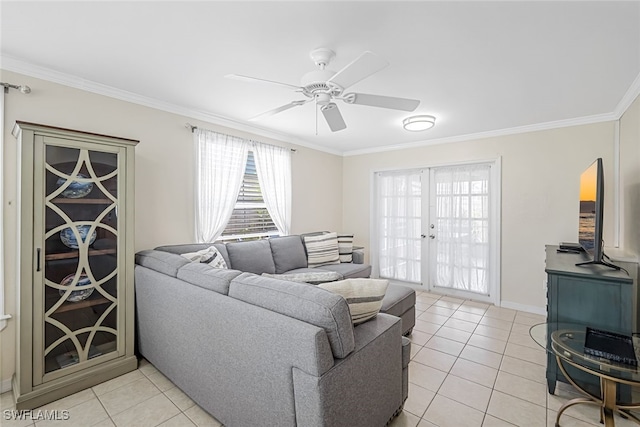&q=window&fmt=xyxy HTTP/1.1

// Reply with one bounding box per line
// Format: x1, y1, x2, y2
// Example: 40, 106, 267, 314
220, 151, 279, 240
194, 128, 291, 243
